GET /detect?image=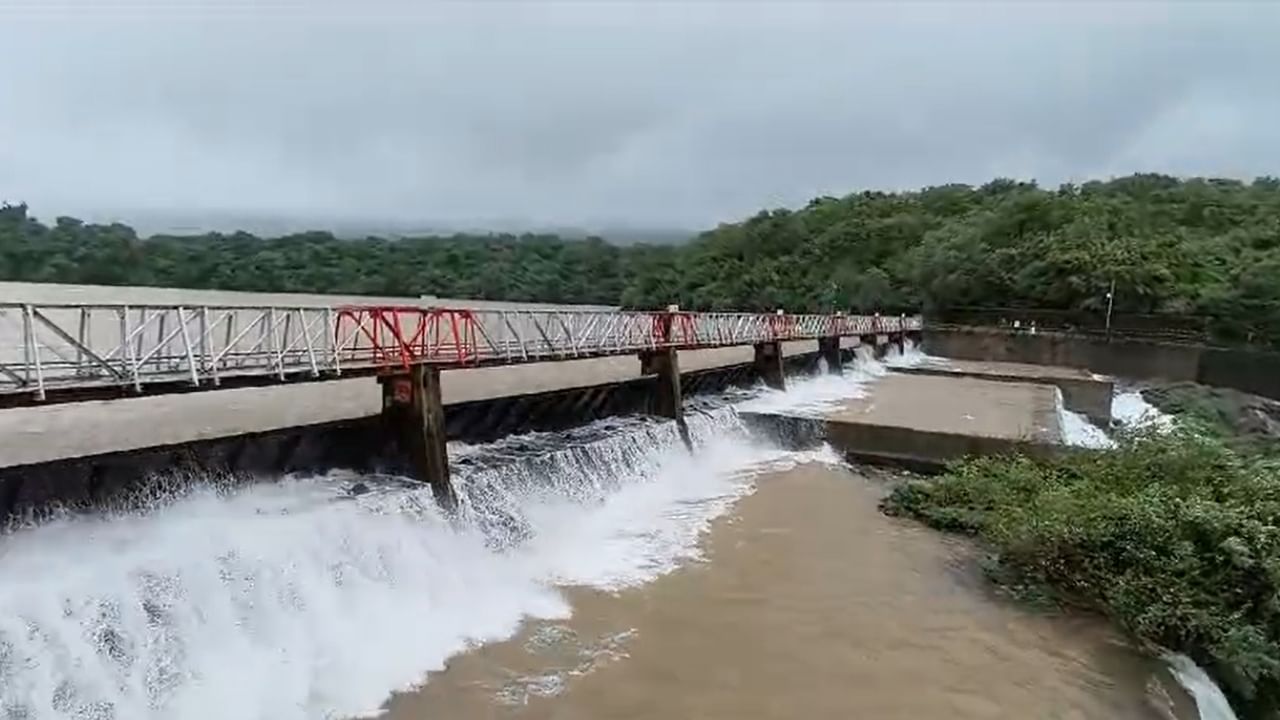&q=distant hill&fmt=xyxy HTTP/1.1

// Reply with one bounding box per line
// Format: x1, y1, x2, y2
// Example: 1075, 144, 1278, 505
107, 211, 694, 246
